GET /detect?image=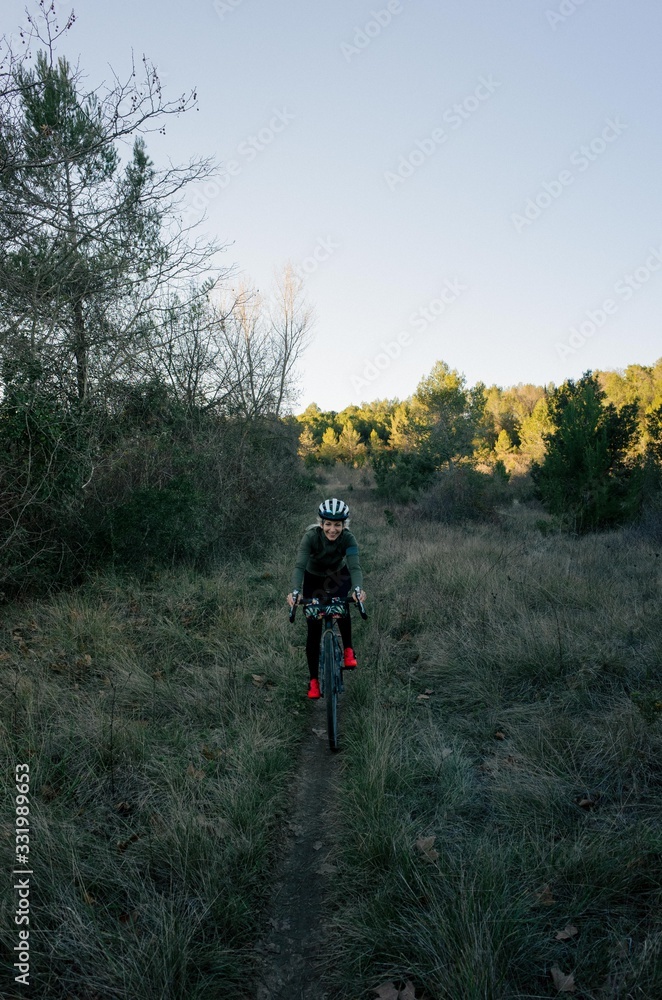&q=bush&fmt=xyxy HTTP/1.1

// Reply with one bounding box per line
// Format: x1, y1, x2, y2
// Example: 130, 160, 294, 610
415, 464, 509, 524
372, 450, 437, 503
0, 368, 313, 591
0, 359, 97, 592
87, 415, 312, 571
